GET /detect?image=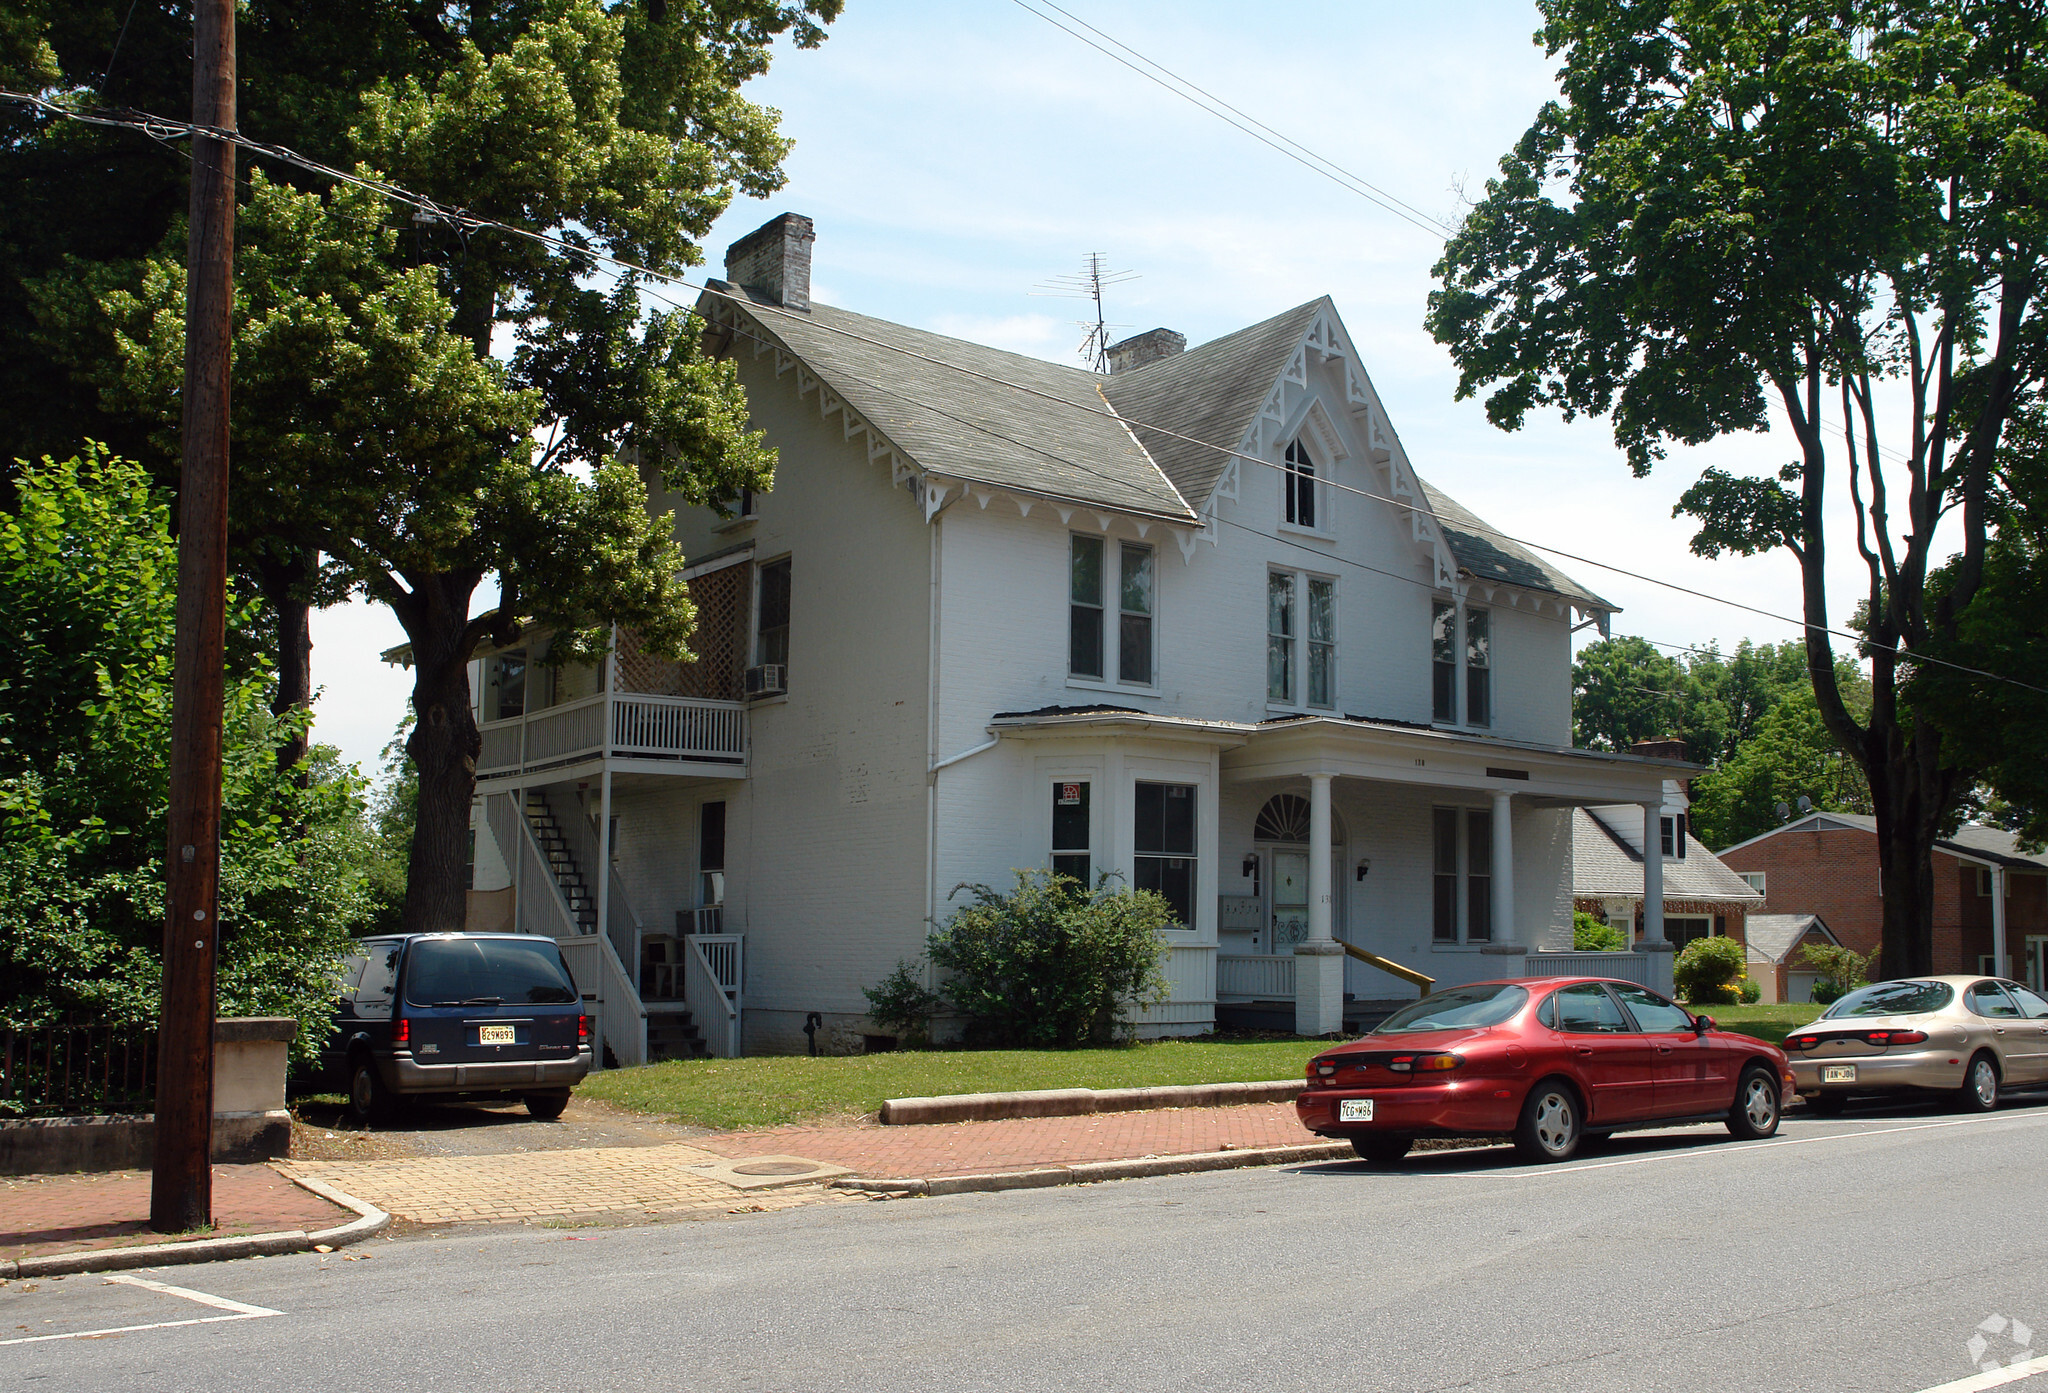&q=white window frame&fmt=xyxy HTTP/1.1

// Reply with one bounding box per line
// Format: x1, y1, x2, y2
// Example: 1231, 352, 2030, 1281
1431, 805, 1494, 948
753, 554, 791, 671
1738, 871, 1767, 896
1279, 437, 1331, 537
1430, 597, 1491, 731
1266, 568, 1337, 712
1067, 533, 1160, 694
